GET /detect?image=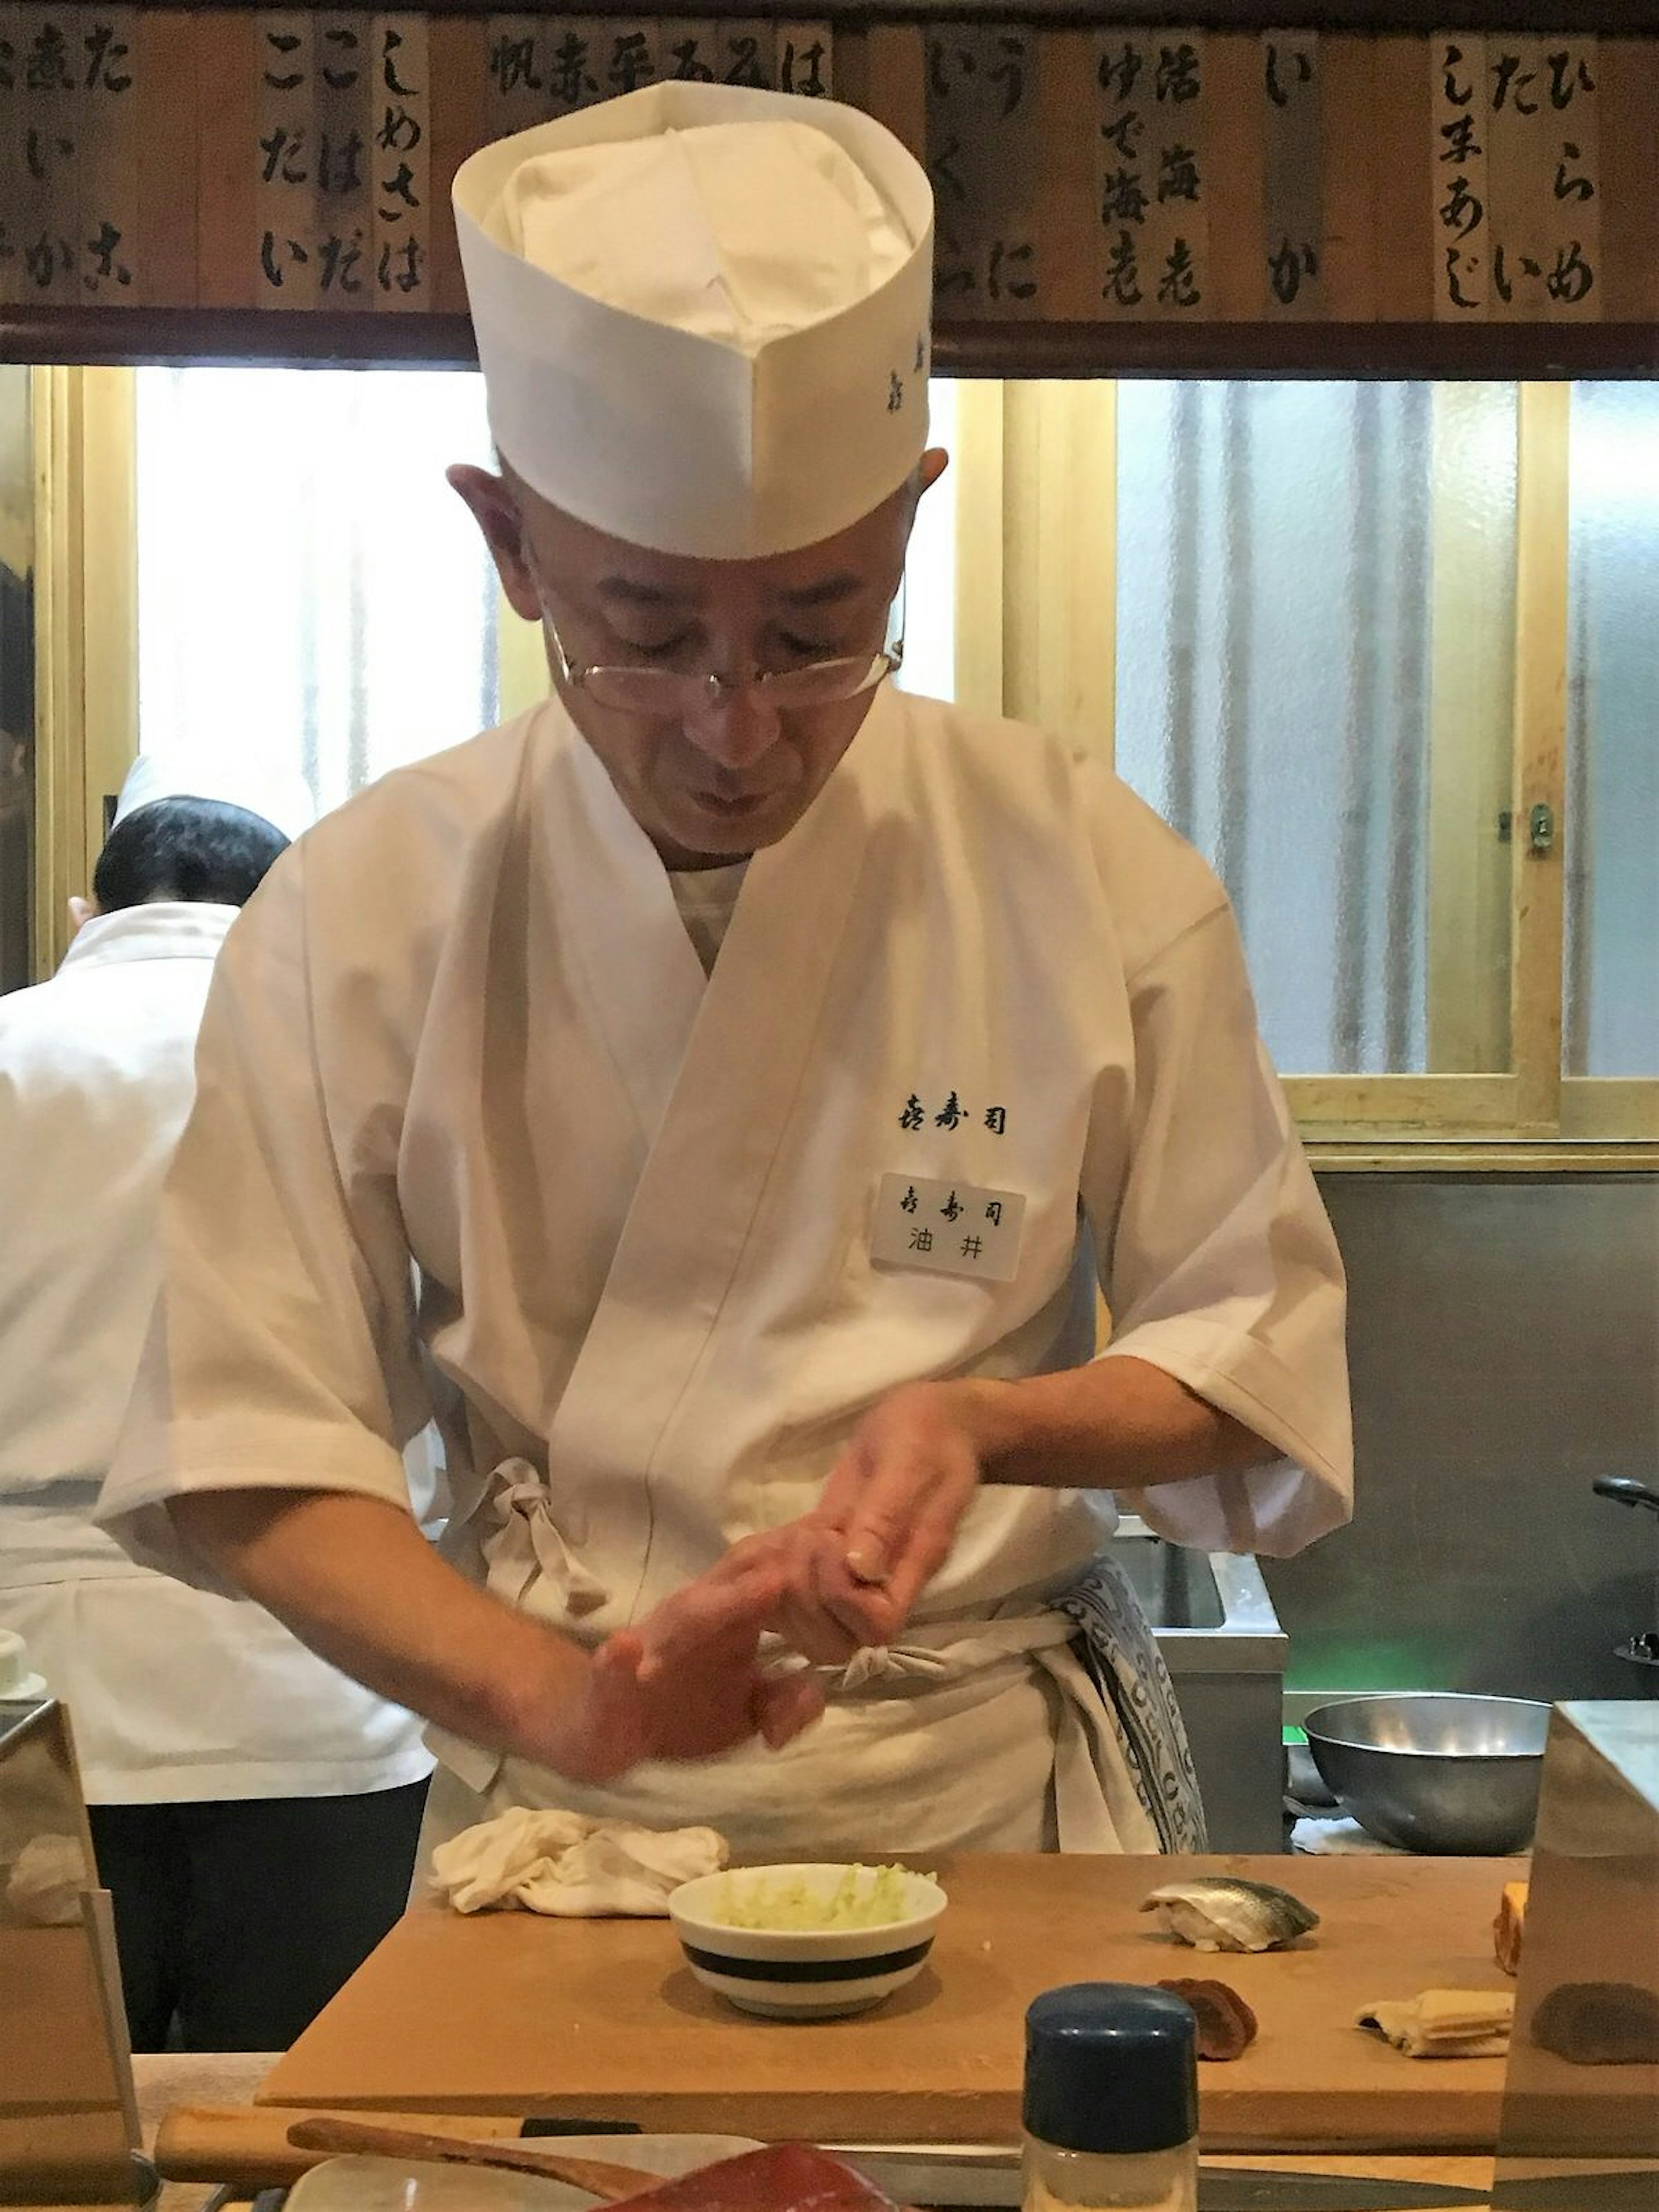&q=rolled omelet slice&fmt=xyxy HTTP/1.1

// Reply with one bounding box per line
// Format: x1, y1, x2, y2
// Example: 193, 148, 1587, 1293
1357, 1989, 1516, 2058
1494, 1879, 1528, 1975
